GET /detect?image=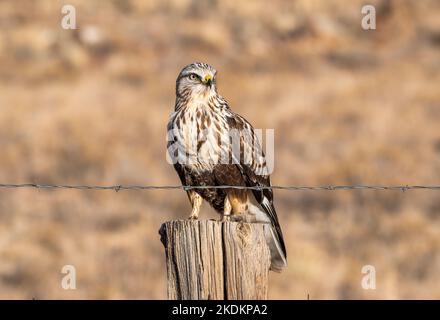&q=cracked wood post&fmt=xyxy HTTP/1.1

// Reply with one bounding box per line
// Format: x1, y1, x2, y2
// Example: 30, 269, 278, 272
159, 220, 271, 300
